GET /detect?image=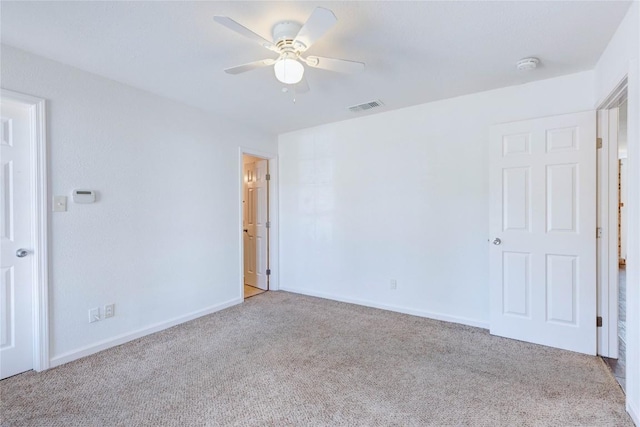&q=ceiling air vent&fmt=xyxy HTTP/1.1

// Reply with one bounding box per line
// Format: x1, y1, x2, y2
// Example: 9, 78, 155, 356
348, 100, 384, 113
